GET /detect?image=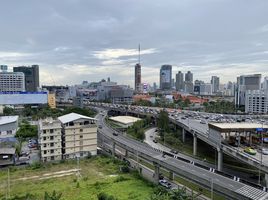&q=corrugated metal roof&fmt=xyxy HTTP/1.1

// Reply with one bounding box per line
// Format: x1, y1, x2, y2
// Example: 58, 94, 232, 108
58, 112, 97, 124
0, 147, 16, 154
0, 116, 18, 126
